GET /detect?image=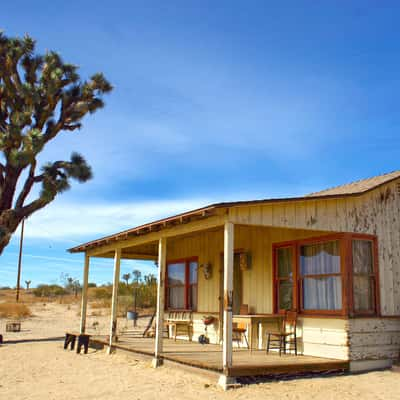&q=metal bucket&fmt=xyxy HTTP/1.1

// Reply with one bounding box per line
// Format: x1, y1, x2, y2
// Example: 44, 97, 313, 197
127, 311, 138, 320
